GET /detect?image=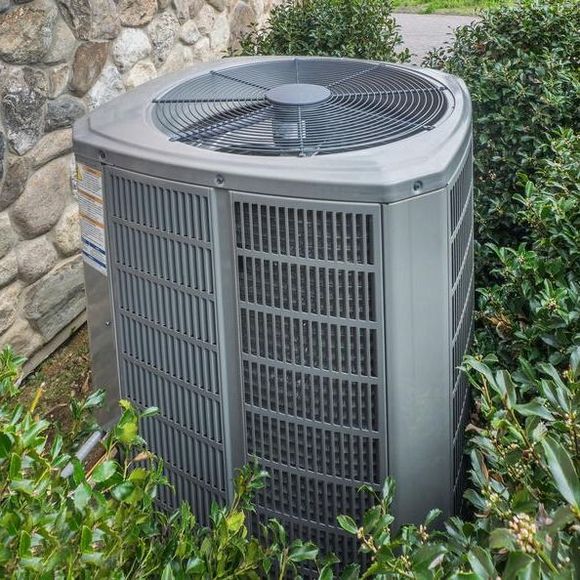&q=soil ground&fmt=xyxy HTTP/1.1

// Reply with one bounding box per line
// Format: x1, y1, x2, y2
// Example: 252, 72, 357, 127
19, 325, 92, 433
